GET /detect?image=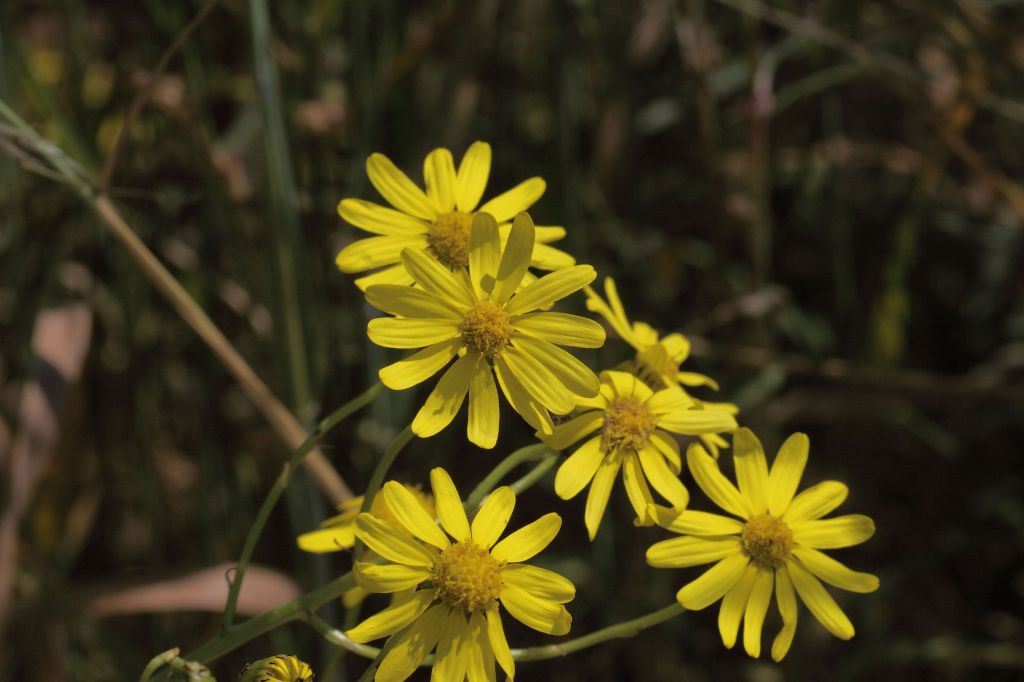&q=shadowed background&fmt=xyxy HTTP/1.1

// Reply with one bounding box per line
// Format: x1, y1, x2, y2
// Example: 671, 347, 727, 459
1, 0, 1023, 680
